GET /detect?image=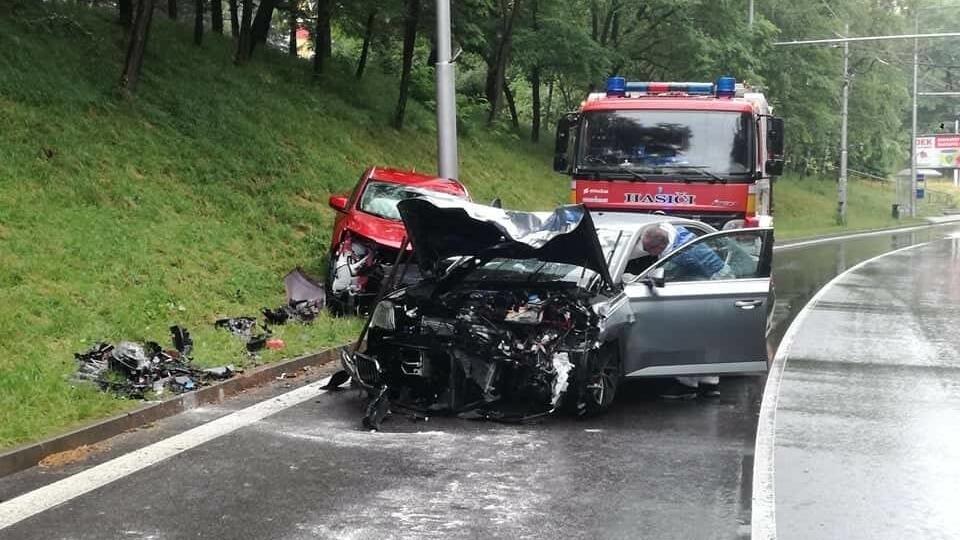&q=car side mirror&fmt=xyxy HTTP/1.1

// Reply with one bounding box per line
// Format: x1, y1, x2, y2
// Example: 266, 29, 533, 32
328, 194, 349, 213
645, 267, 666, 288
553, 113, 579, 173
766, 117, 785, 177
